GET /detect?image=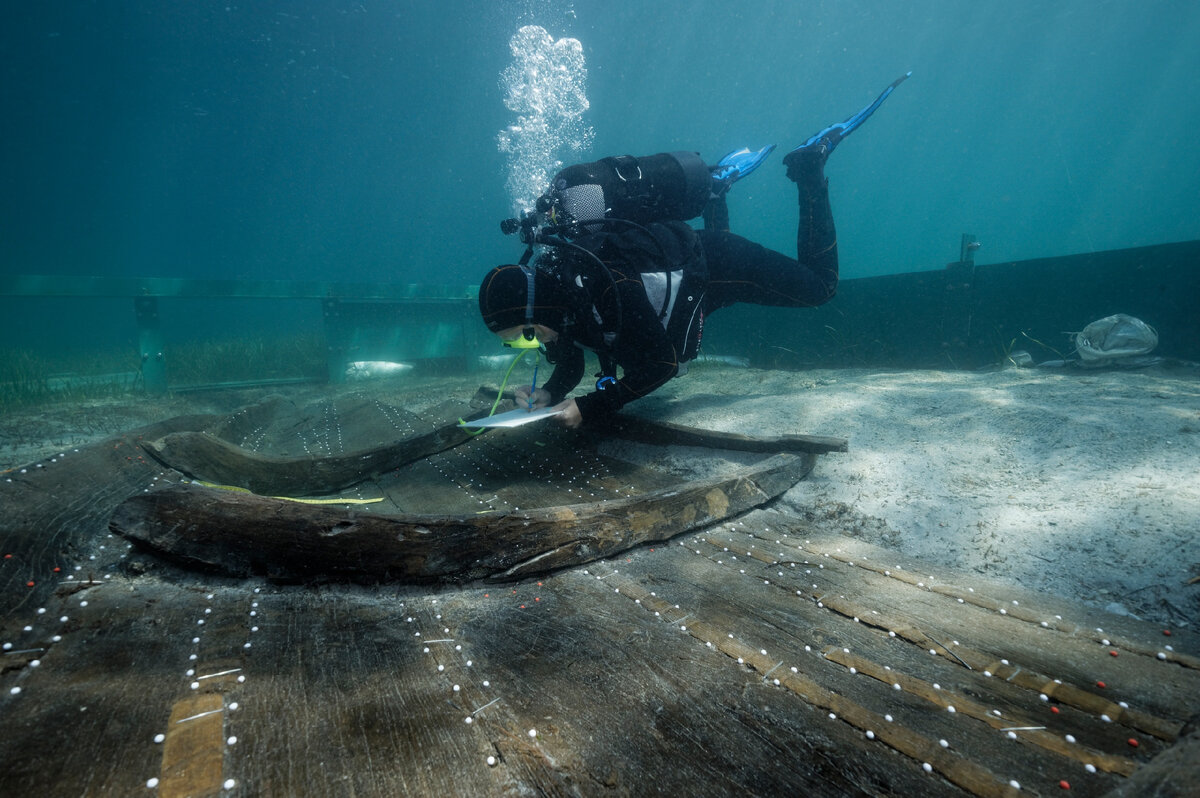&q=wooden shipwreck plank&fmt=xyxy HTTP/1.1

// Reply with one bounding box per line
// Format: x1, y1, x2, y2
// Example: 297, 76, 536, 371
430, 568, 960, 797
218, 588, 525, 797
6, 496, 1199, 797
0, 578, 245, 796
563, 520, 1199, 796
109, 452, 816, 583
5, 540, 1195, 797
7, 389, 1198, 797
140, 401, 846, 498
602, 414, 850, 454
719, 516, 1200, 722
0, 413, 219, 617
368, 421, 683, 515
140, 416, 486, 496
